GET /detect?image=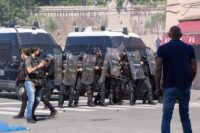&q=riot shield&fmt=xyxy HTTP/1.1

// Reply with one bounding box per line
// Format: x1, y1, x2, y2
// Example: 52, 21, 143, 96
98, 50, 110, 84
127, 51, 145, 80
81, 54, 96, 85
53, 48, 63, 86
145, 49, 156, 76
109, 44, 124, 77
62, 53, 78, 86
